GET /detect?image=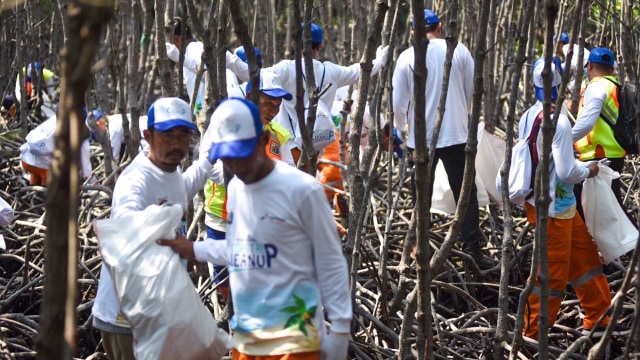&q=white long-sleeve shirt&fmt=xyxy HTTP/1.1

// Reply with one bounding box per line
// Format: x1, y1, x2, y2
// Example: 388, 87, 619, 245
166, 42, 249, 109
103, 114, 148, 163
520, 101, 590, 217
265, 51, 387, 148
194, 161, 352, 355
20, 115, 92, 178
571, 80, 609, 142
92, 152, 212, 331
392, 39, 474, 149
